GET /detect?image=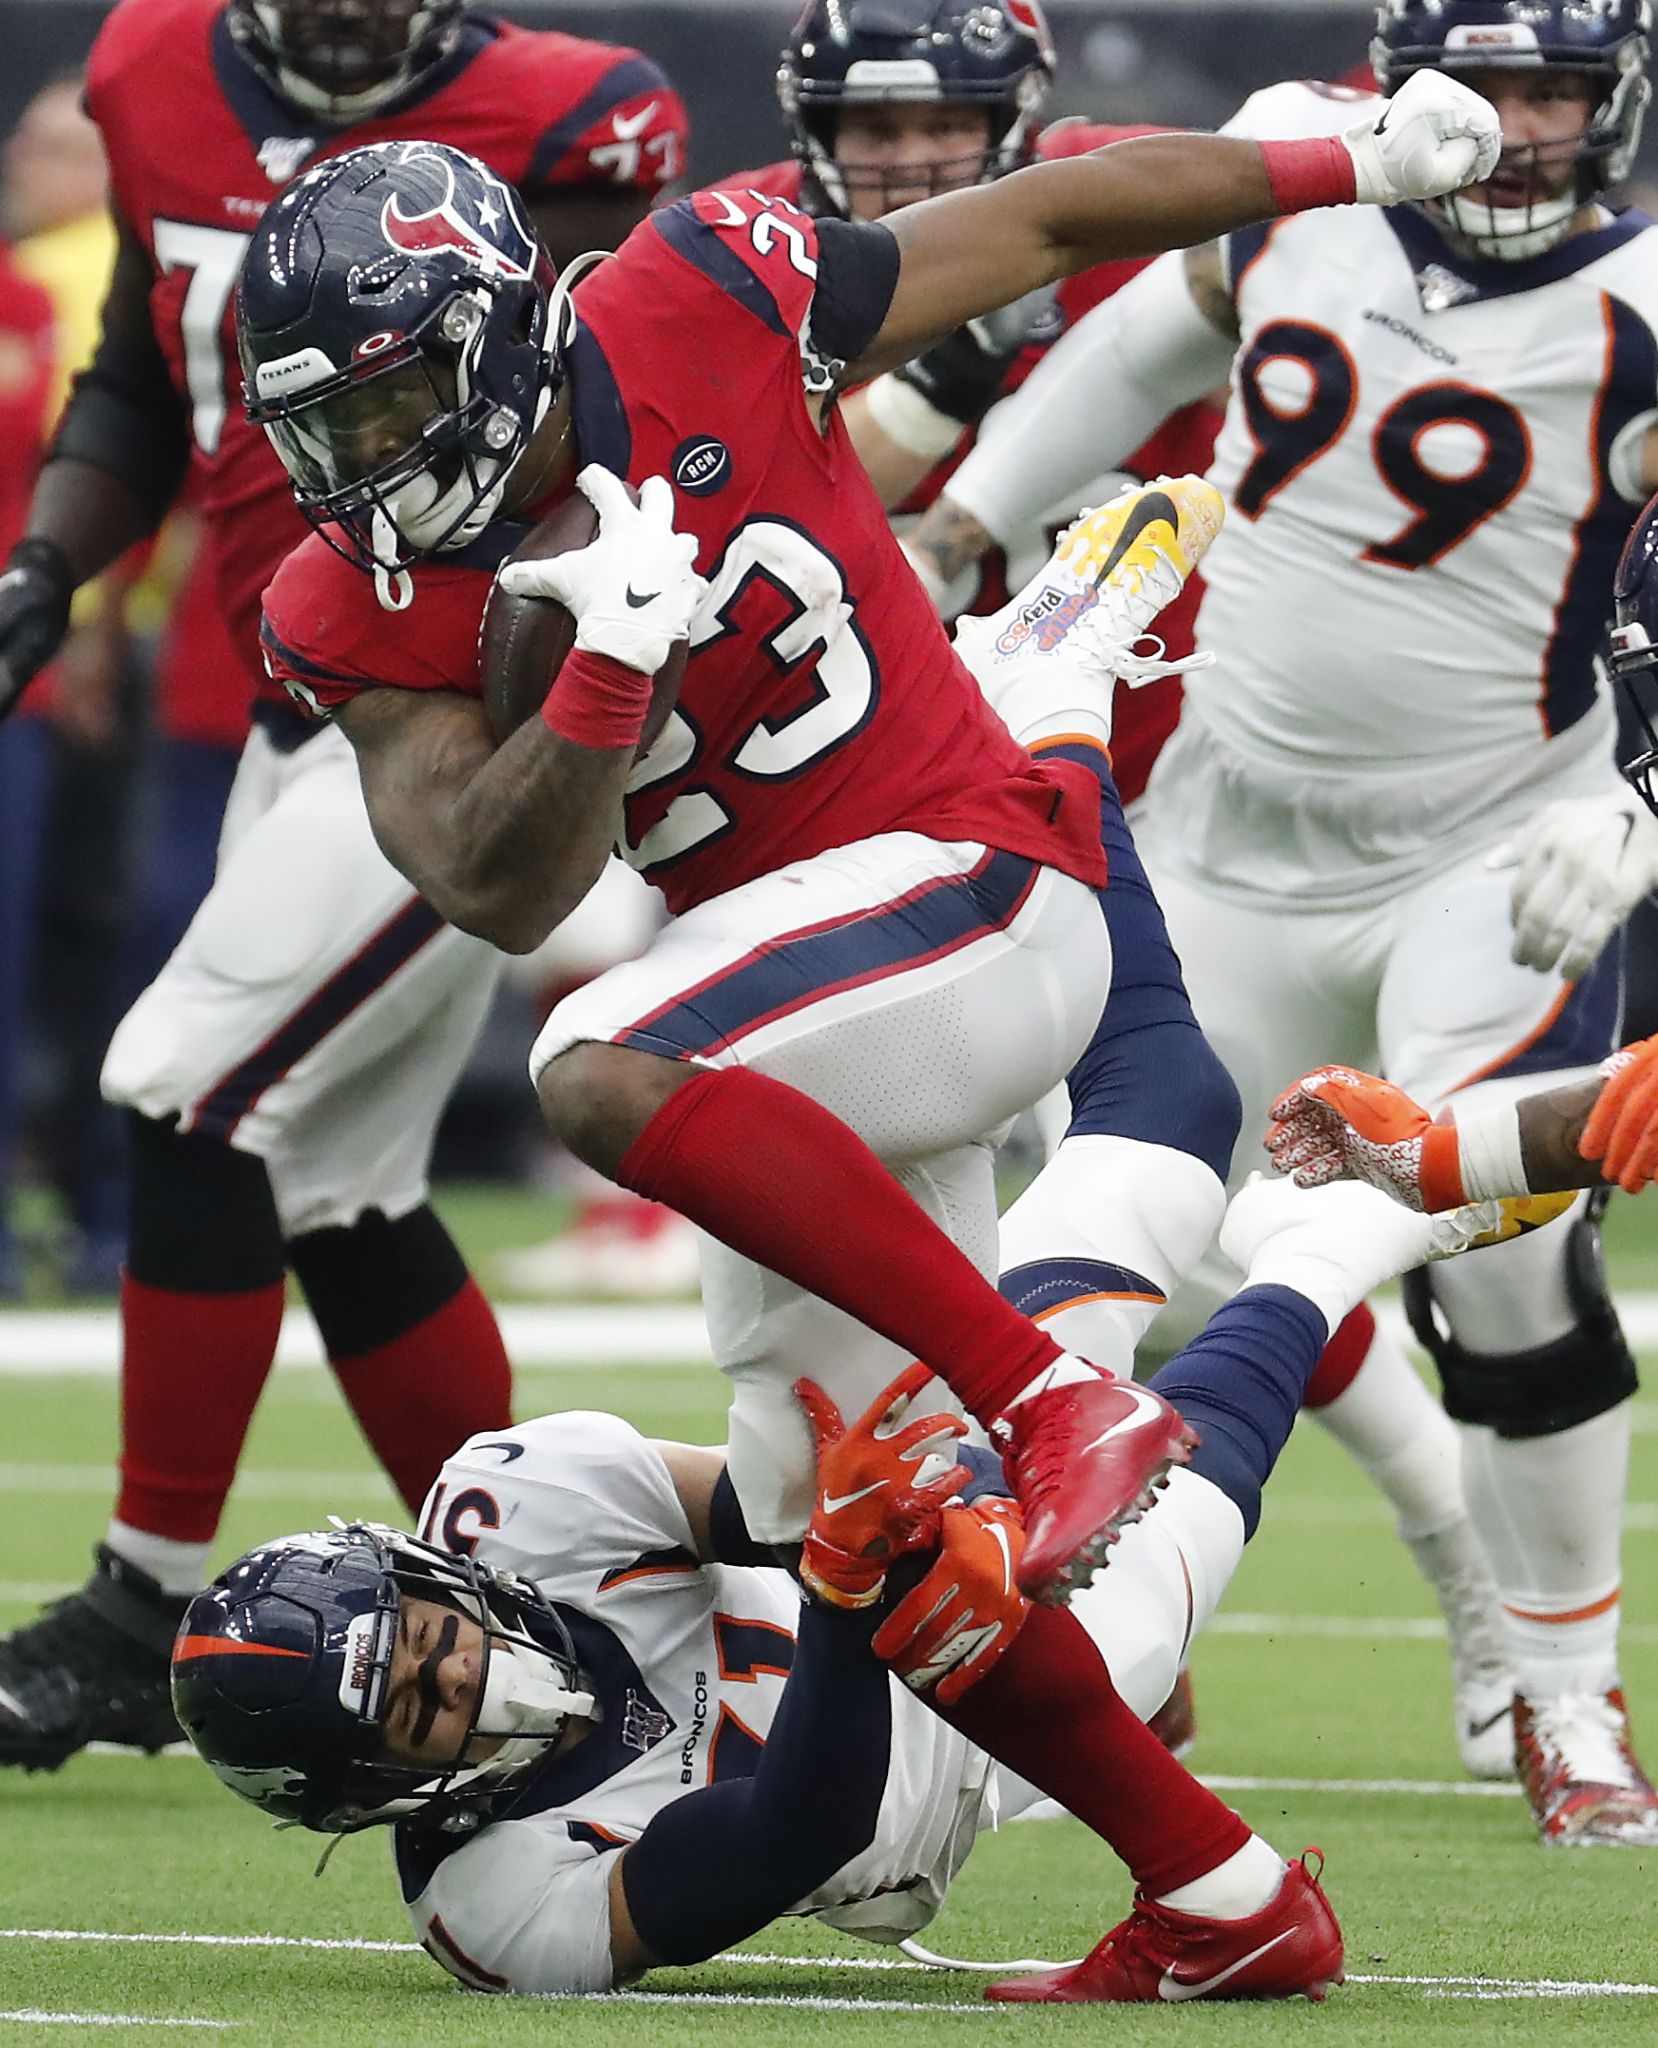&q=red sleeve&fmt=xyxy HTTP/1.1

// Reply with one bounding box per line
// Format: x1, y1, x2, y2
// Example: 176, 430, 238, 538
260, 538, 488, 719
519, 49, 689, 197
